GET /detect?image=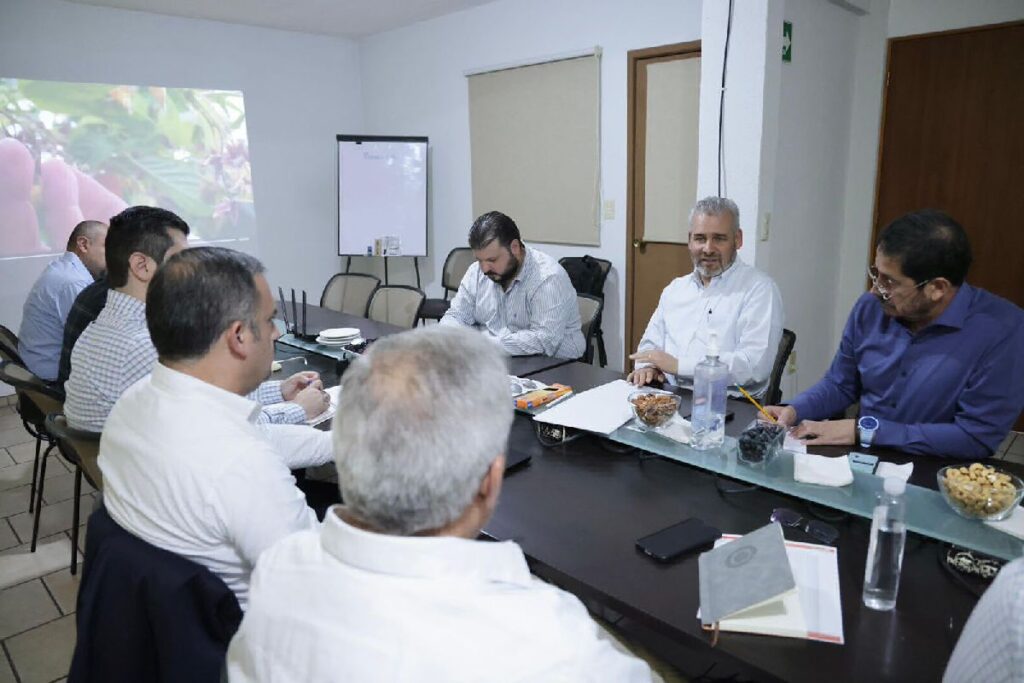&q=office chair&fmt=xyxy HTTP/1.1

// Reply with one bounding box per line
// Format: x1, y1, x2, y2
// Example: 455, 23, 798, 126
559, 256, 612, 366
765, 329, 796, 406
576, 294, 604, 365
367, 285, 426, 329
419, 247, 474, 324
320, 273, 381, 317
45, 413, 101, 574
